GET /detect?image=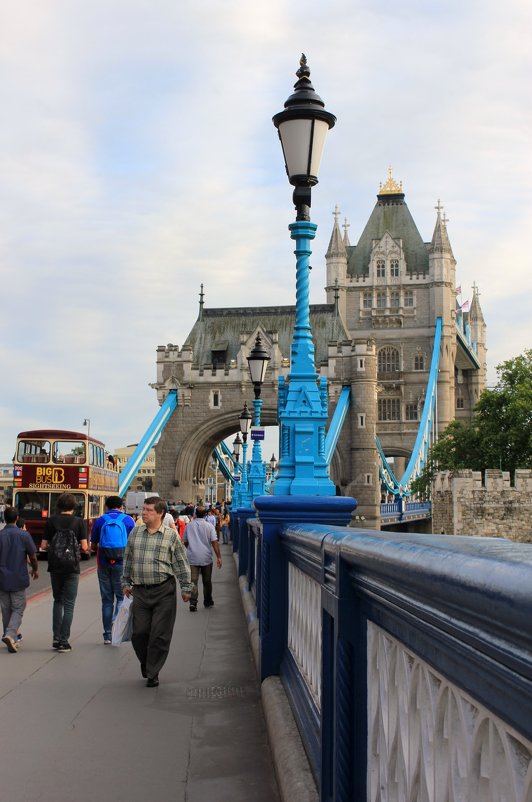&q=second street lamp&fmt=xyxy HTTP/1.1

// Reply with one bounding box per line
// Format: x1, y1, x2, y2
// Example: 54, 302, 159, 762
246, 334, 270, 501
239, 402, 252, 506
232, 433, 243, 507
